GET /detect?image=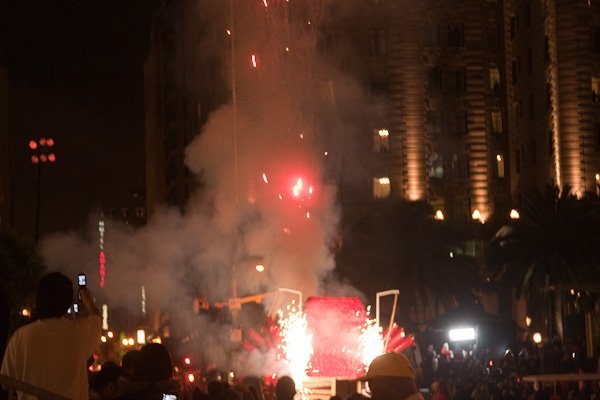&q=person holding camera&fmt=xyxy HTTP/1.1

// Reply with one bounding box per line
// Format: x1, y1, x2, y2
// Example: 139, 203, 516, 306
1, 271, 101, 400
